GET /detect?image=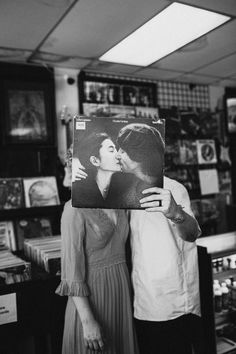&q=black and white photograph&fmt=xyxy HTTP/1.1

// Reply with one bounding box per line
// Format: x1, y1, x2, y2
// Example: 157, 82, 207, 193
72, 116, 165, 209
1, 2, 236, 354
23, 176, 60, 207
